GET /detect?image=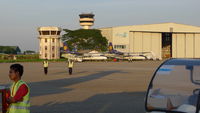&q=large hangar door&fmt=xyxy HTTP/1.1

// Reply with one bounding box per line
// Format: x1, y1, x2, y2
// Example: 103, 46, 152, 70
151, 33, 162, 59
133, 32, 143, 52
172, 33, 200, 58
172, 33, 185, 58
194, 34, 200, 58
132, 32, 162, 59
